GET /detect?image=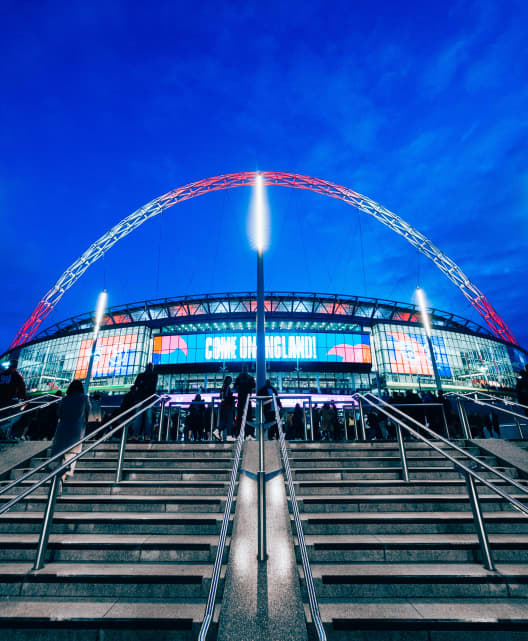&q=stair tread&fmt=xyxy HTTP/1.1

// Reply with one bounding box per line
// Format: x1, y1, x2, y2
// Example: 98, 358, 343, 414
298, 493, 528, 502
0, 511, 224, 521
0, 596, 218, 623
0, 562, 222, 579
302, 533, 528, 546
1, 494, 225, 503
296, 510, 528, 521
307, 562, 528, 578
305, 598, 528, 623
0, 533, 225, 547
